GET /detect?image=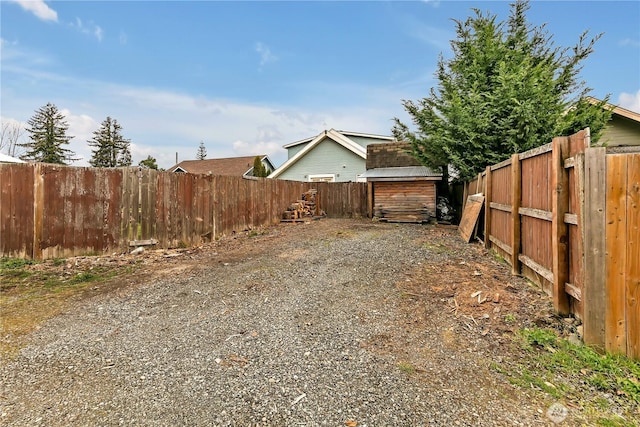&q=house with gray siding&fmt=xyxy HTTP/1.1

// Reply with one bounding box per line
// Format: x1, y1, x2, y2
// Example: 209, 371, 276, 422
268, 129, 394, 182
